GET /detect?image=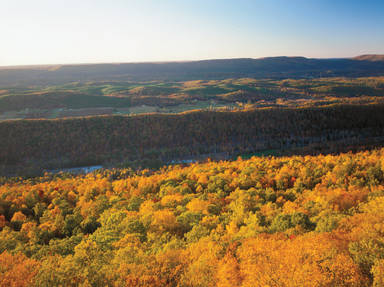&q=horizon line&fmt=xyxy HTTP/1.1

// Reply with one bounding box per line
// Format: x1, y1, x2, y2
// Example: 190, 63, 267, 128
0, 54, 382, 69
